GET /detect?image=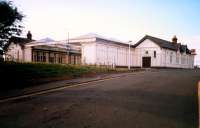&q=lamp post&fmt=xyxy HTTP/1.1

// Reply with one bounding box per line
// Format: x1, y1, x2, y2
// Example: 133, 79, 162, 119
128, 40, 132, 70
66, 32, 70, 64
